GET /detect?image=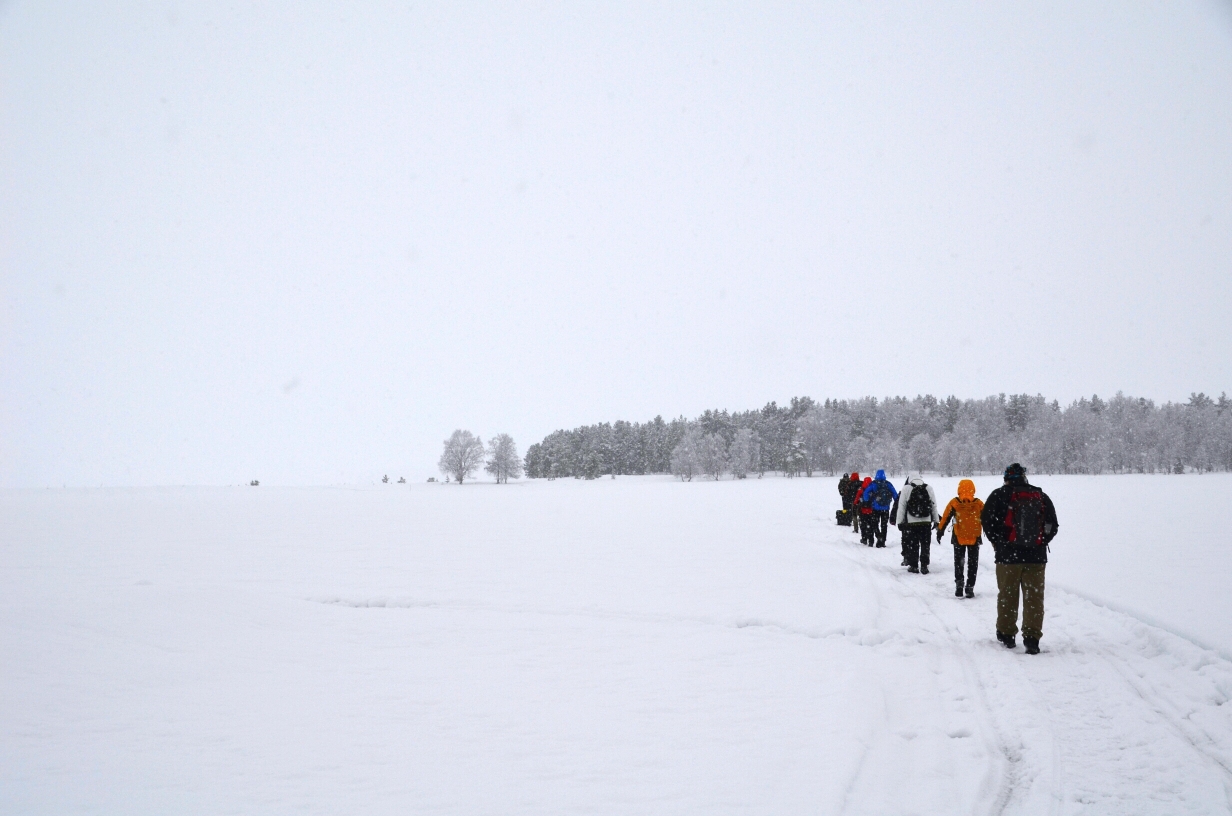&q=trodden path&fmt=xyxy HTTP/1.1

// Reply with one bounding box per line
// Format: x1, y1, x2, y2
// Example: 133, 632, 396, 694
816, 508, 1232, 816
3, 480, 1231, 815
